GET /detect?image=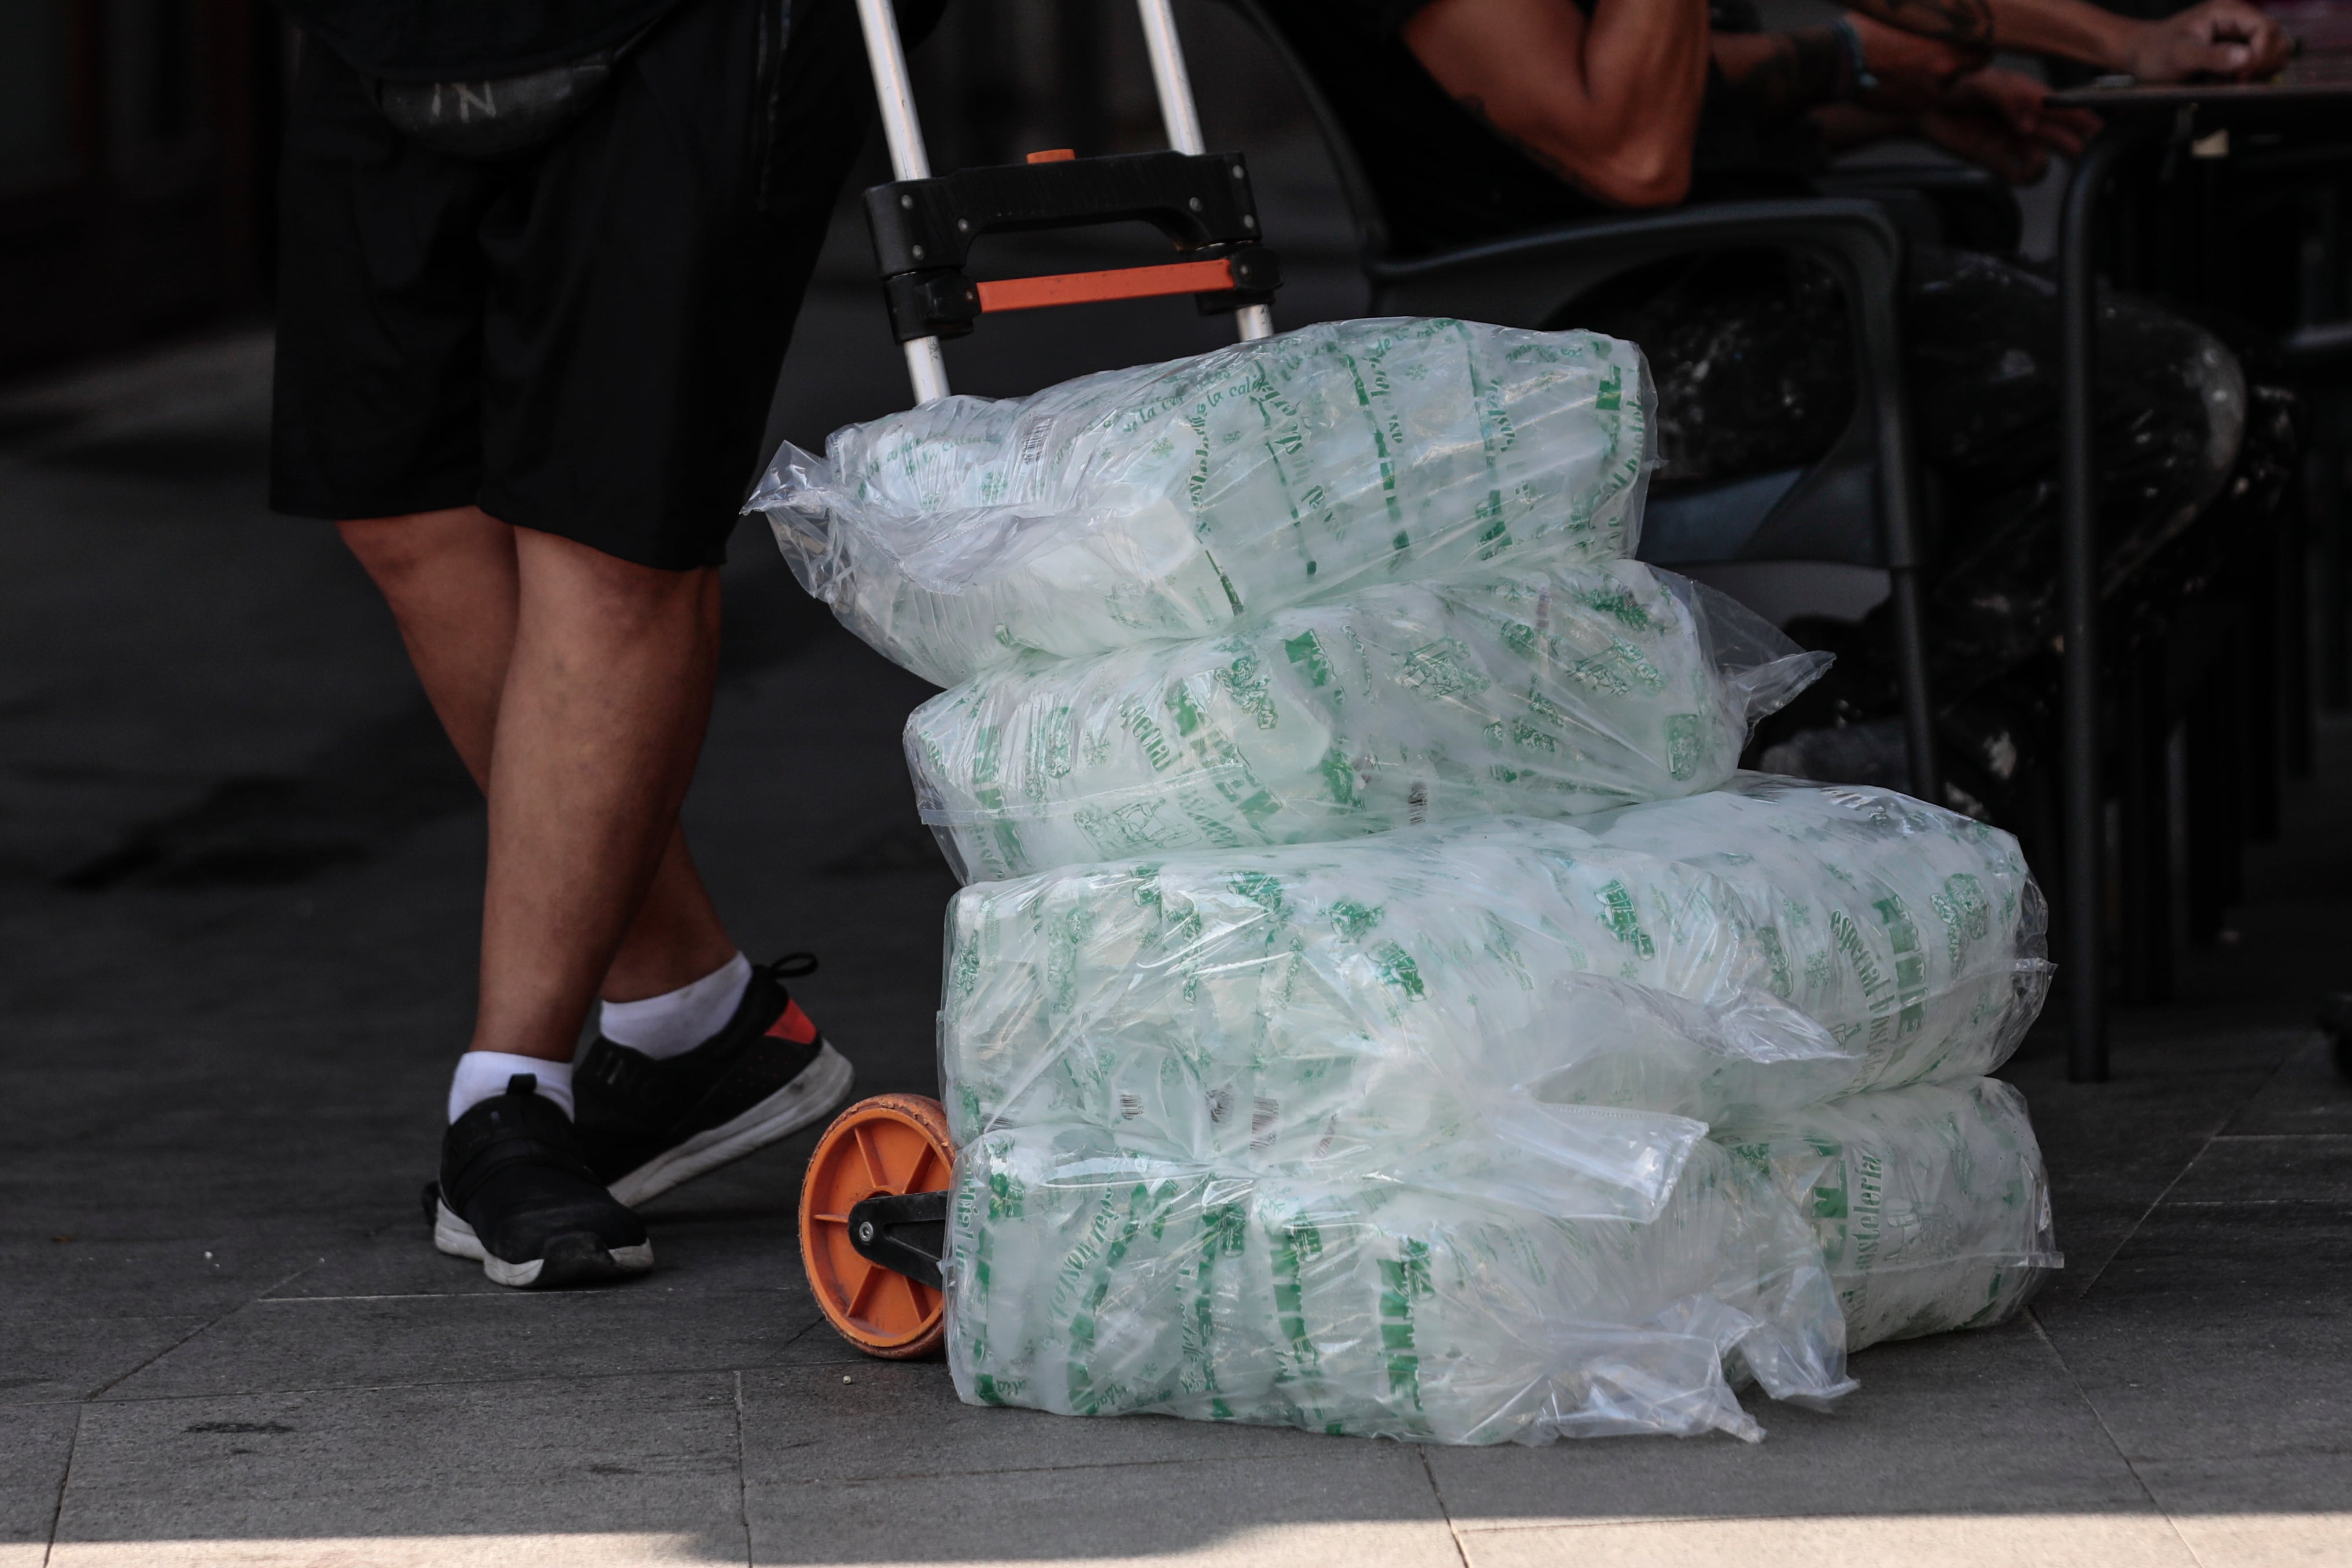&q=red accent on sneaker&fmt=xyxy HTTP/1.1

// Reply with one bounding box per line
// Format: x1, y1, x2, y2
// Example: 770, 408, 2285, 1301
764, 998, 819, 1046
